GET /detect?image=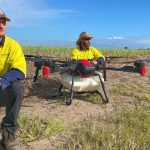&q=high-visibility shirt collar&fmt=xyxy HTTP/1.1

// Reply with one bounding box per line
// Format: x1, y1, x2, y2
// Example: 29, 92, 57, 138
0, 36, 5, 46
